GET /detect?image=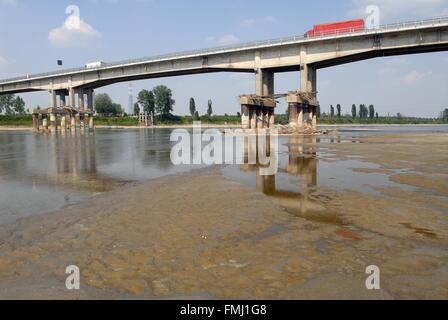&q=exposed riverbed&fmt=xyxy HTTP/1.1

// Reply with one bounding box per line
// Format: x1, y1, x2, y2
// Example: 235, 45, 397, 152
0, 126, 447, 299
